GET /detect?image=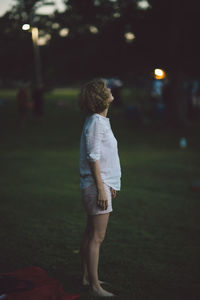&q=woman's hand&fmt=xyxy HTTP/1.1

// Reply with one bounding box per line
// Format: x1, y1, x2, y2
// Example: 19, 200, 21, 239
97, 187, 108, 210
111, 188, 117, 199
